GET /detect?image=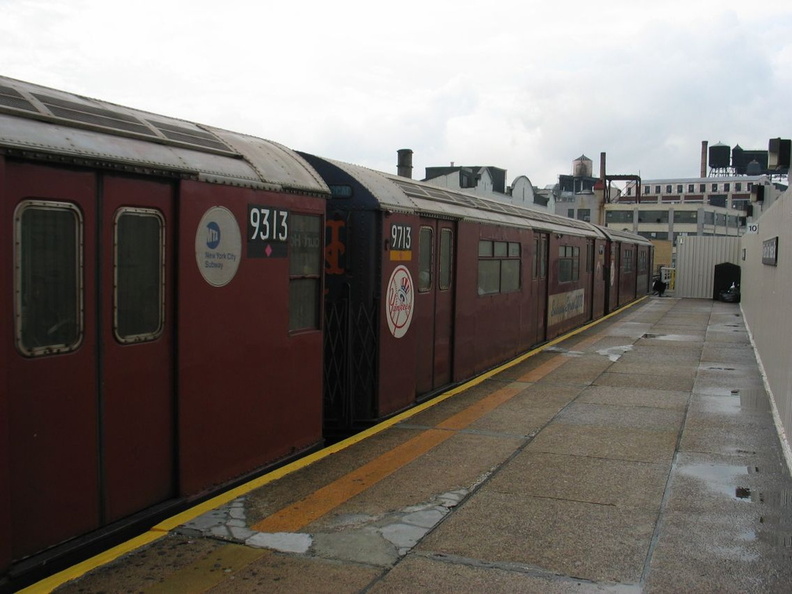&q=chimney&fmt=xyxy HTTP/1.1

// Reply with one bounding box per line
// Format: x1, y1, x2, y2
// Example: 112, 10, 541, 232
701, 141, 708, 178
600, 152, 606, 181
397, 149, 413, 179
